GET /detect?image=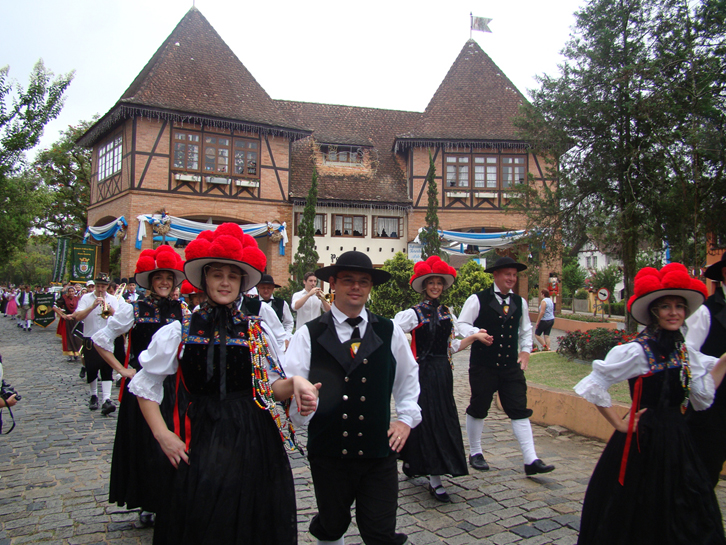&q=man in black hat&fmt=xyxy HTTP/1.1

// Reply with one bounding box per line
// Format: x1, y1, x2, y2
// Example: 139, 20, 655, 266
285, 251, 421, 545
458, 256, 555, 476
67, 273, 119, 415
686, 253, 726, 487
257, 274, 294, 349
